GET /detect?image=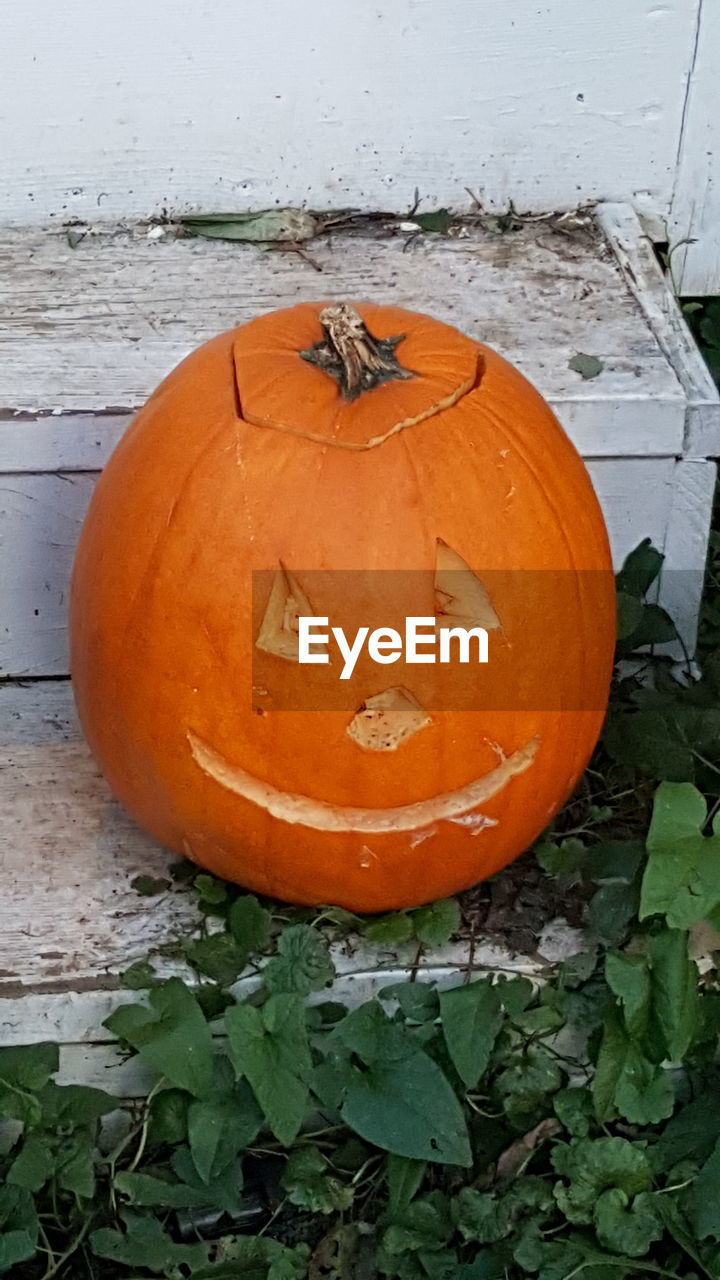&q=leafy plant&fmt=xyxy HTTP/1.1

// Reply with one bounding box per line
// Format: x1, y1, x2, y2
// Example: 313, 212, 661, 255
4, 541, 720, 1278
